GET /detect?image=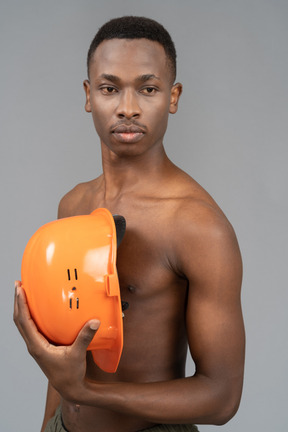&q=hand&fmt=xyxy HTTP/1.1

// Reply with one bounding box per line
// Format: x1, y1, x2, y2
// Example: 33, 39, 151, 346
13, 281, 100, 402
